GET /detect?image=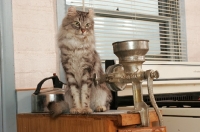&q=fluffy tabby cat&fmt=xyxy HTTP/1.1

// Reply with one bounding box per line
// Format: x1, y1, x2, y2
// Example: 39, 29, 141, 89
48, 6, 112, 117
